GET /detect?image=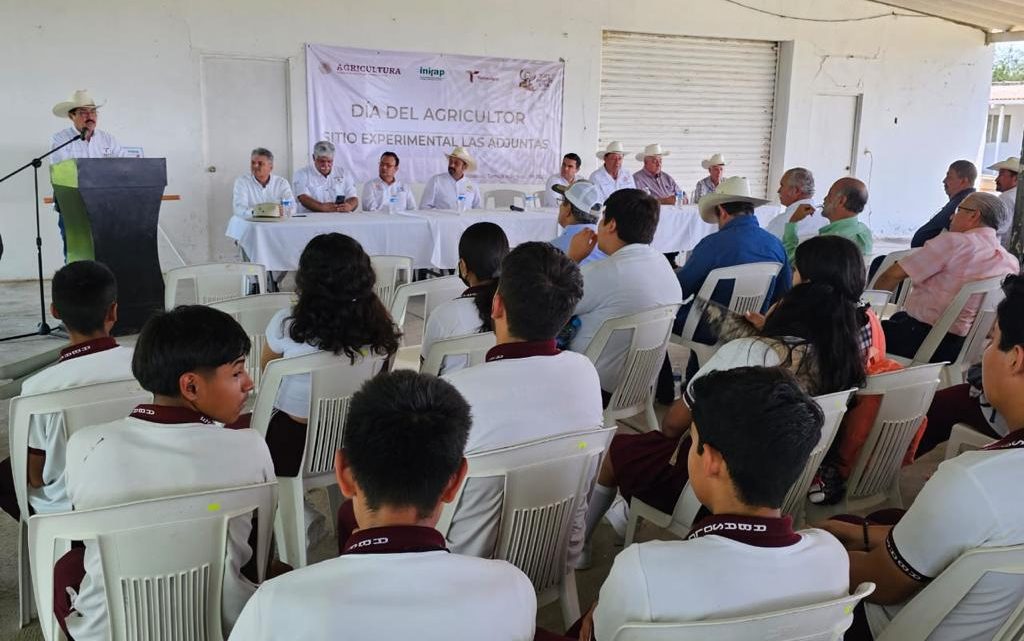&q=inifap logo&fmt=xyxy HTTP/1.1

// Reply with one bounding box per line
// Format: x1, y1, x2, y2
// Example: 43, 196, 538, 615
419, 66, 446, 80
